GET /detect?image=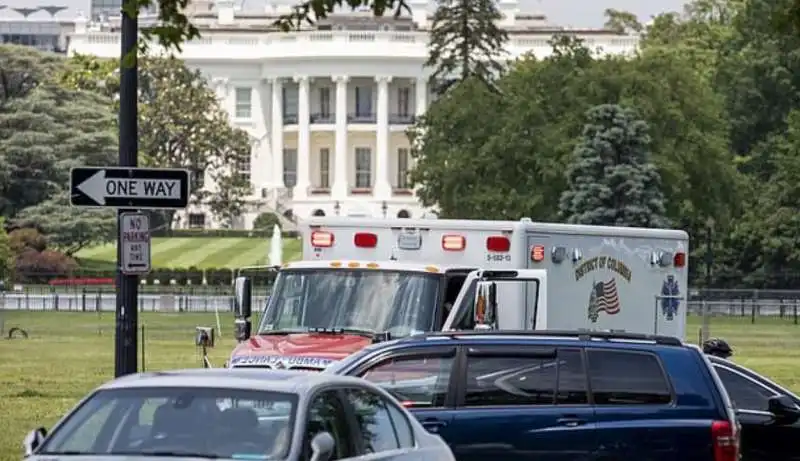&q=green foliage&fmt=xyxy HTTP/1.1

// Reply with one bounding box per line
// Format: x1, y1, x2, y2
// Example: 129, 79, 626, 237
253, 212, 282, 230
14, 192, 116, 257
61, 55, 252, 228
0, 218, 12, 282
559, 104, 669, 228
426, 0, 508, 90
